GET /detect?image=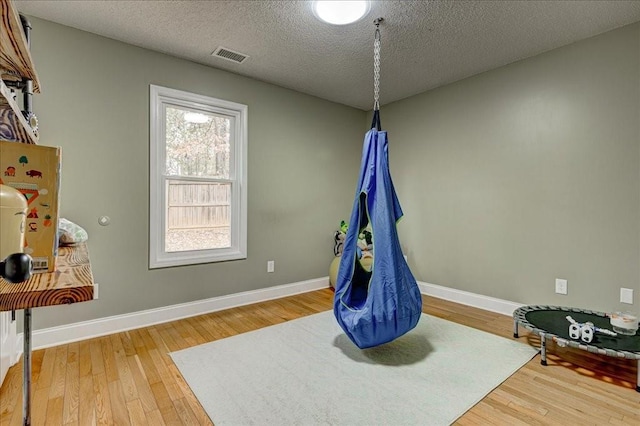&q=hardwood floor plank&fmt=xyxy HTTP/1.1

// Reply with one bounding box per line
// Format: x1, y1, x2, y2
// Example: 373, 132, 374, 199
89, 339, 105, 377
199, 312, 234, 339
150, 366, 188, 424
48, 345, 68, 399
136, 346, 162, 386
184, 316, 217, 343
7, 407, 20, 426
78, 340, 92, 378
165, 324, 191, 351
490, 386, 549, 417
35, 345, 56, 390
1, 288, 639, 425
100, 336, 118, 383
454, 409, 488, 426
172, 397, 199, 425
62, 360, 79, 424
469, 400, 534, 426
77, 371, 95, 425
45, 396, 64, 425
92, 372, 113, 425
155, 325, 182, 353
112, 334, 139, 403
107, 380, 130, 426
147, 327, 171, 354
145, 409, 165, 425
129, 329, 147, 351
148, 348, 183, 402
149, 380, 174, 413
31, 386, 49, 426
125, 399, 146, 426
30, 349, 45, 383
0, 359, 21, 420
138, 328, 158, 352
173, 319, 205, 347
127, 355, 158, 413
121, 331, 136, 357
